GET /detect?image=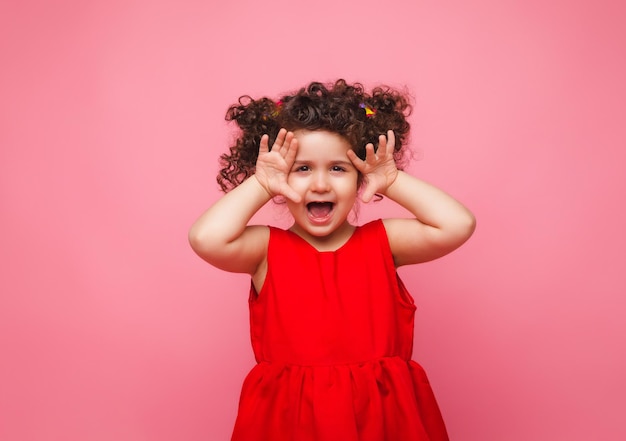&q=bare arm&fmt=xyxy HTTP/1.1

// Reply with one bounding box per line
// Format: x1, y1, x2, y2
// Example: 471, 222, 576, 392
188, 129, 300, 274
347, 131, 476, 266
188, 175, 272, 274
382, 171, 476, 266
